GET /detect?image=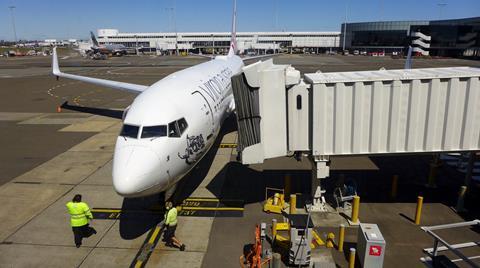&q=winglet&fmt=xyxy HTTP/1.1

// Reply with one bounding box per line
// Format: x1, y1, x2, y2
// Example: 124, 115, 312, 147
227, 0, 237, 57
52, 47, 61, 76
